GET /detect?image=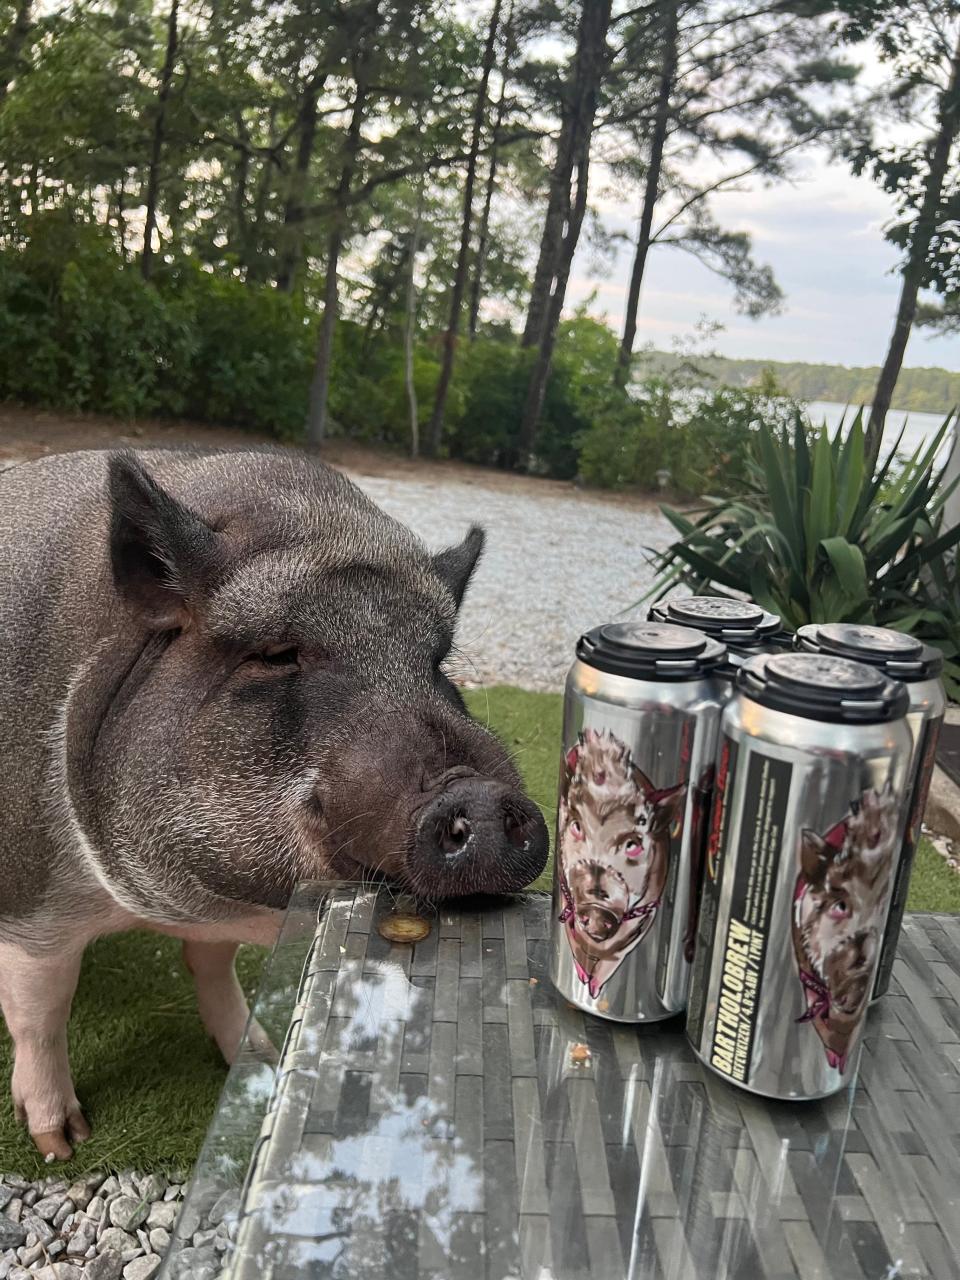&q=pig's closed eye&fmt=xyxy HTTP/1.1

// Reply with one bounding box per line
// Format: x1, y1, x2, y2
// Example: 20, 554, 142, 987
247, 645, 300, 669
